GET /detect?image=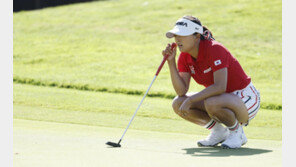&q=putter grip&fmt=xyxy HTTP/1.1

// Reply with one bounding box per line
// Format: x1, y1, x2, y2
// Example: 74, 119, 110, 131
155, 43, 177, 76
